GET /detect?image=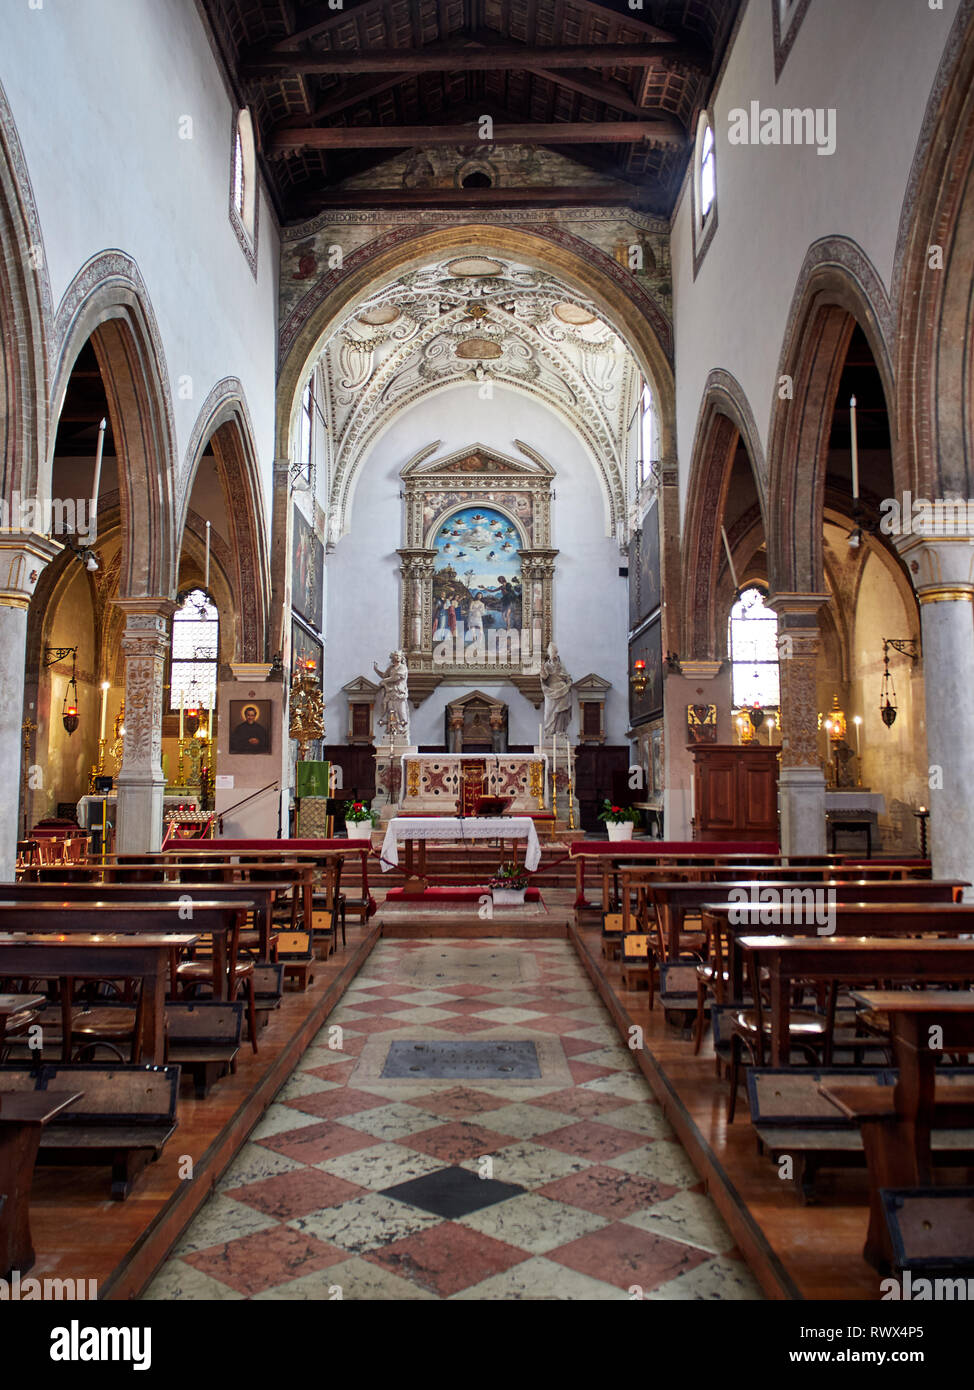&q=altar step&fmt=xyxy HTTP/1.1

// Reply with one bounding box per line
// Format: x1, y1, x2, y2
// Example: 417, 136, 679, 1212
369, 842, 580, 888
